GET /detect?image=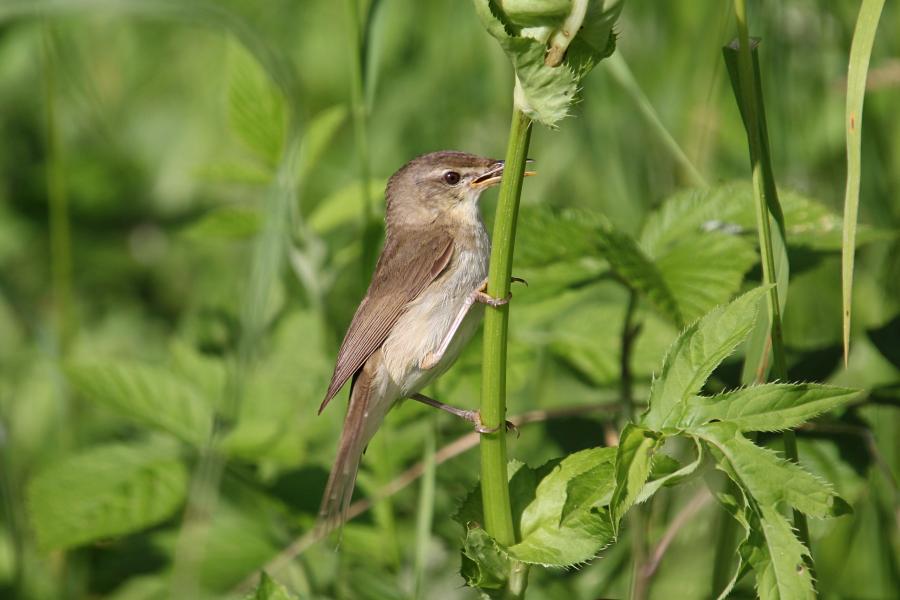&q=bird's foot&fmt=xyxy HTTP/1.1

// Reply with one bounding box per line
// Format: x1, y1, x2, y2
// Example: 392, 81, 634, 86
474, 290, 511, 307
471, 411, 519, 437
